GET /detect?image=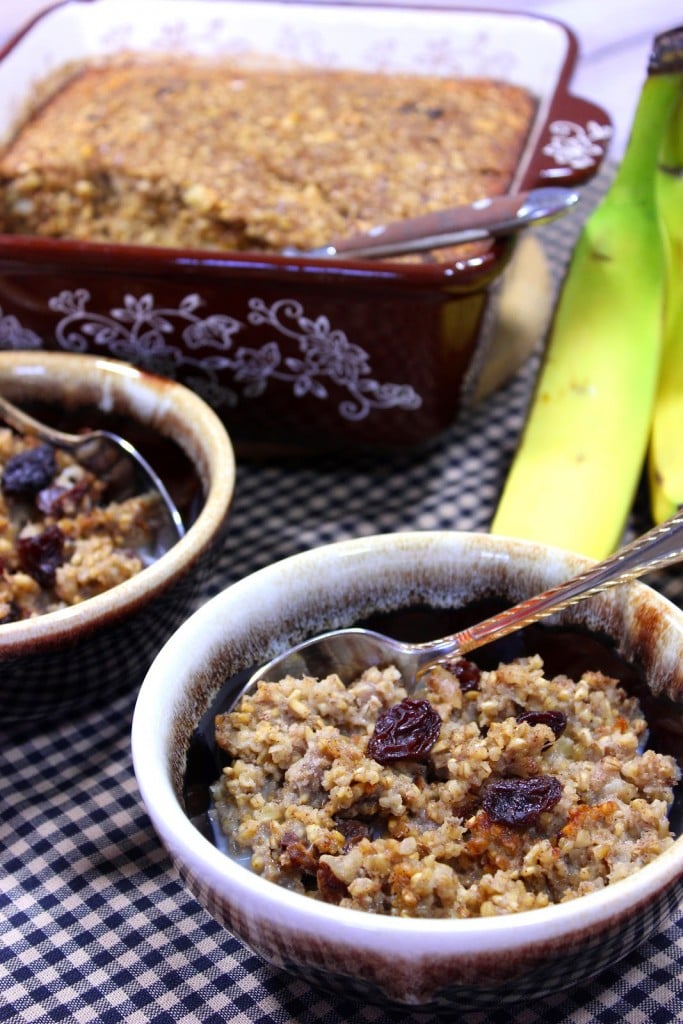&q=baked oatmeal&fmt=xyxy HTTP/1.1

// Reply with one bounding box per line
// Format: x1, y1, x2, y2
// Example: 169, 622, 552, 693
0, 425, 162, 620
0, 57, 536, 254
212, 655, 680, 918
